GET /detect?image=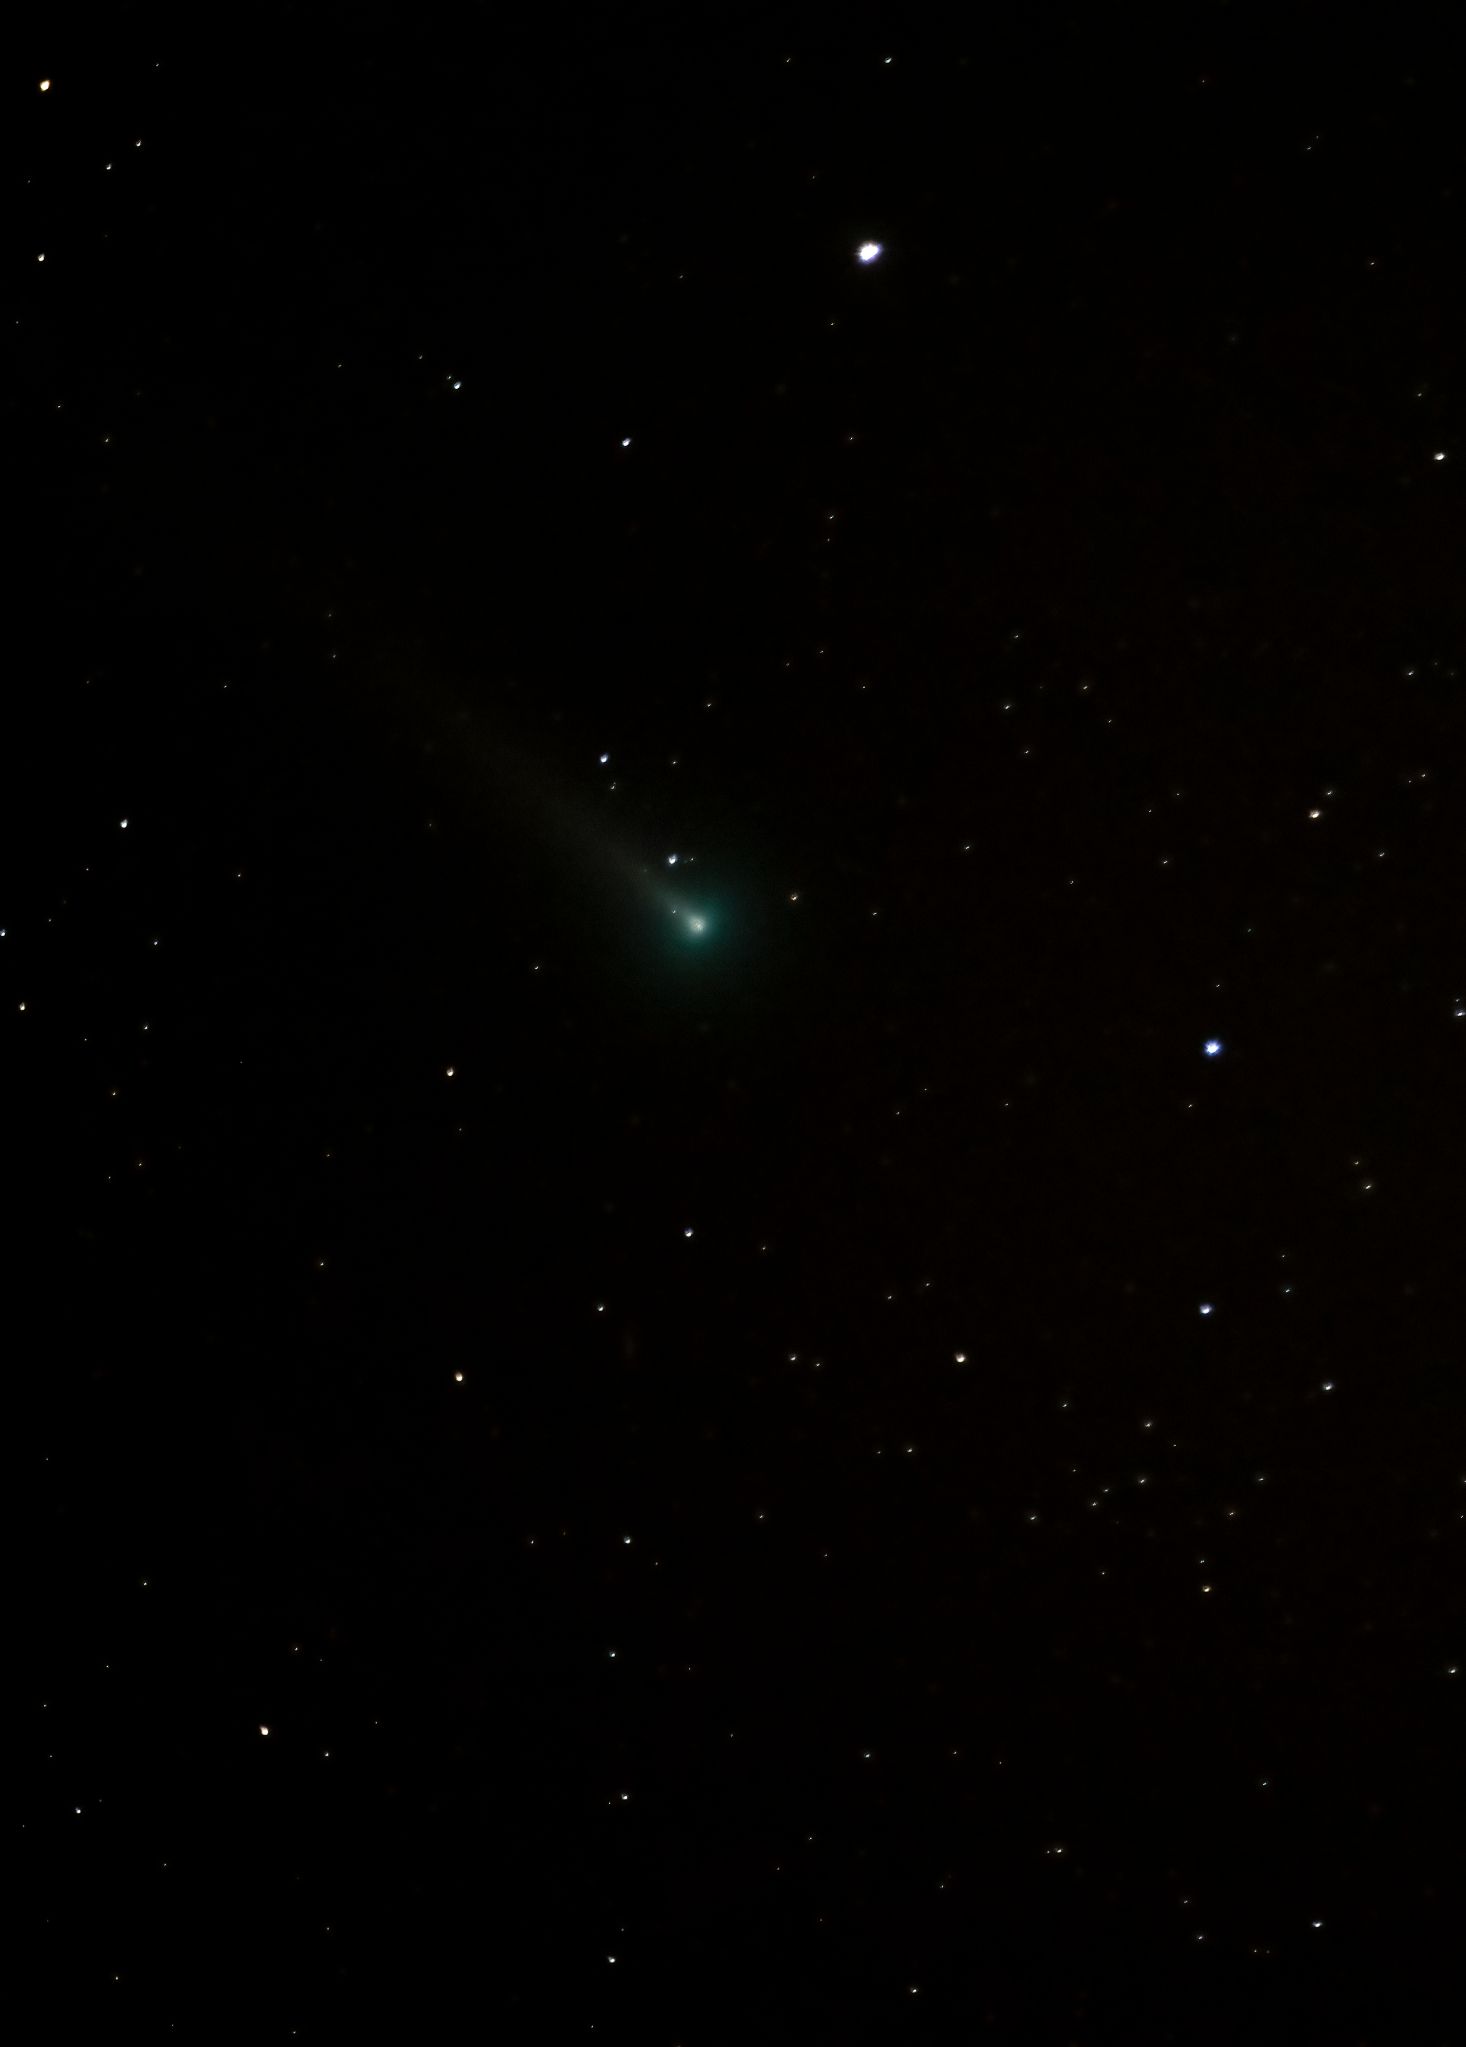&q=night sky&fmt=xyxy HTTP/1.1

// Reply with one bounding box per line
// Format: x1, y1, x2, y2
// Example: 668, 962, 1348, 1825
12, 8, 1464, 2041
